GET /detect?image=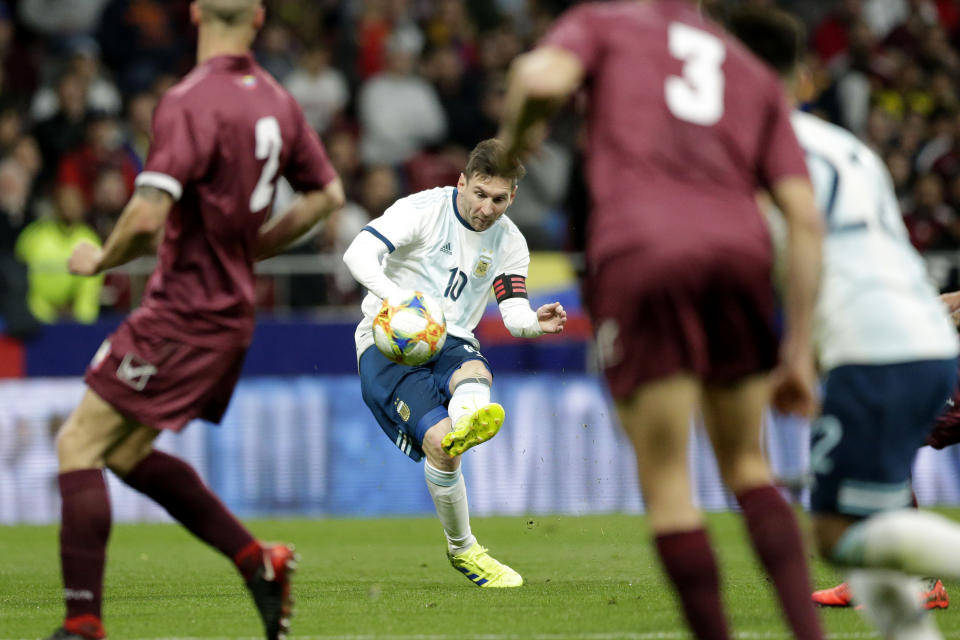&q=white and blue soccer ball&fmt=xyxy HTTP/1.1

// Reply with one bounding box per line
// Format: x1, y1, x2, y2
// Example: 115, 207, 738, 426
373, 290, 447, 366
